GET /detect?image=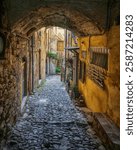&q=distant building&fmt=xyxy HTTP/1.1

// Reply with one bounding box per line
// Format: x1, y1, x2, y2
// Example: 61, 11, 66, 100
46, 27, 65, 75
